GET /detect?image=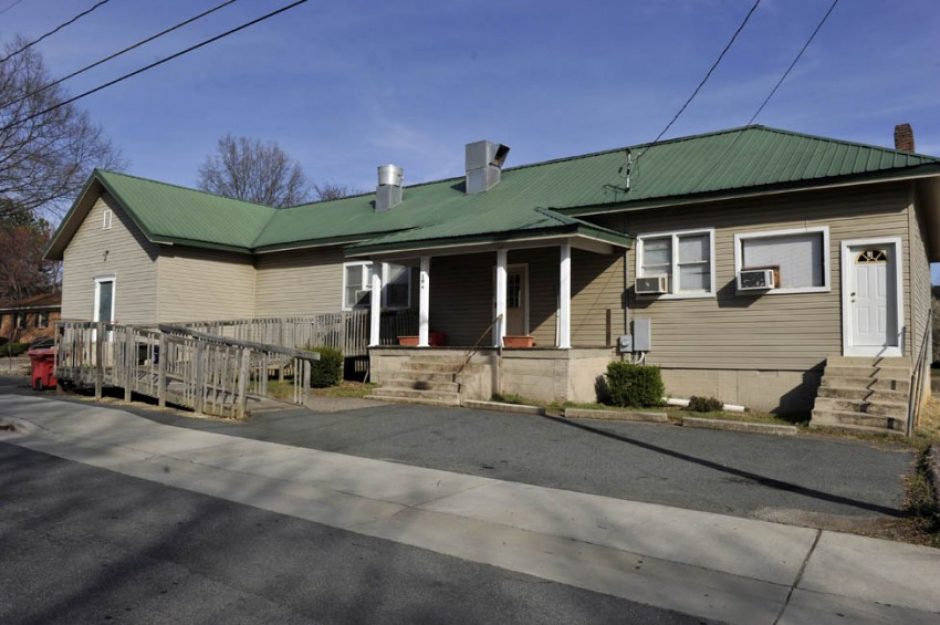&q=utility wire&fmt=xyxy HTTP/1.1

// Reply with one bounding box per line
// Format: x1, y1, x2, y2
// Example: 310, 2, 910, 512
0, 0, 112, 65
1, 0, 239, 109
0, 0, 26, 18
748, 0, 840, 123
0, 0, 308, 134
645, 0, 761, 151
